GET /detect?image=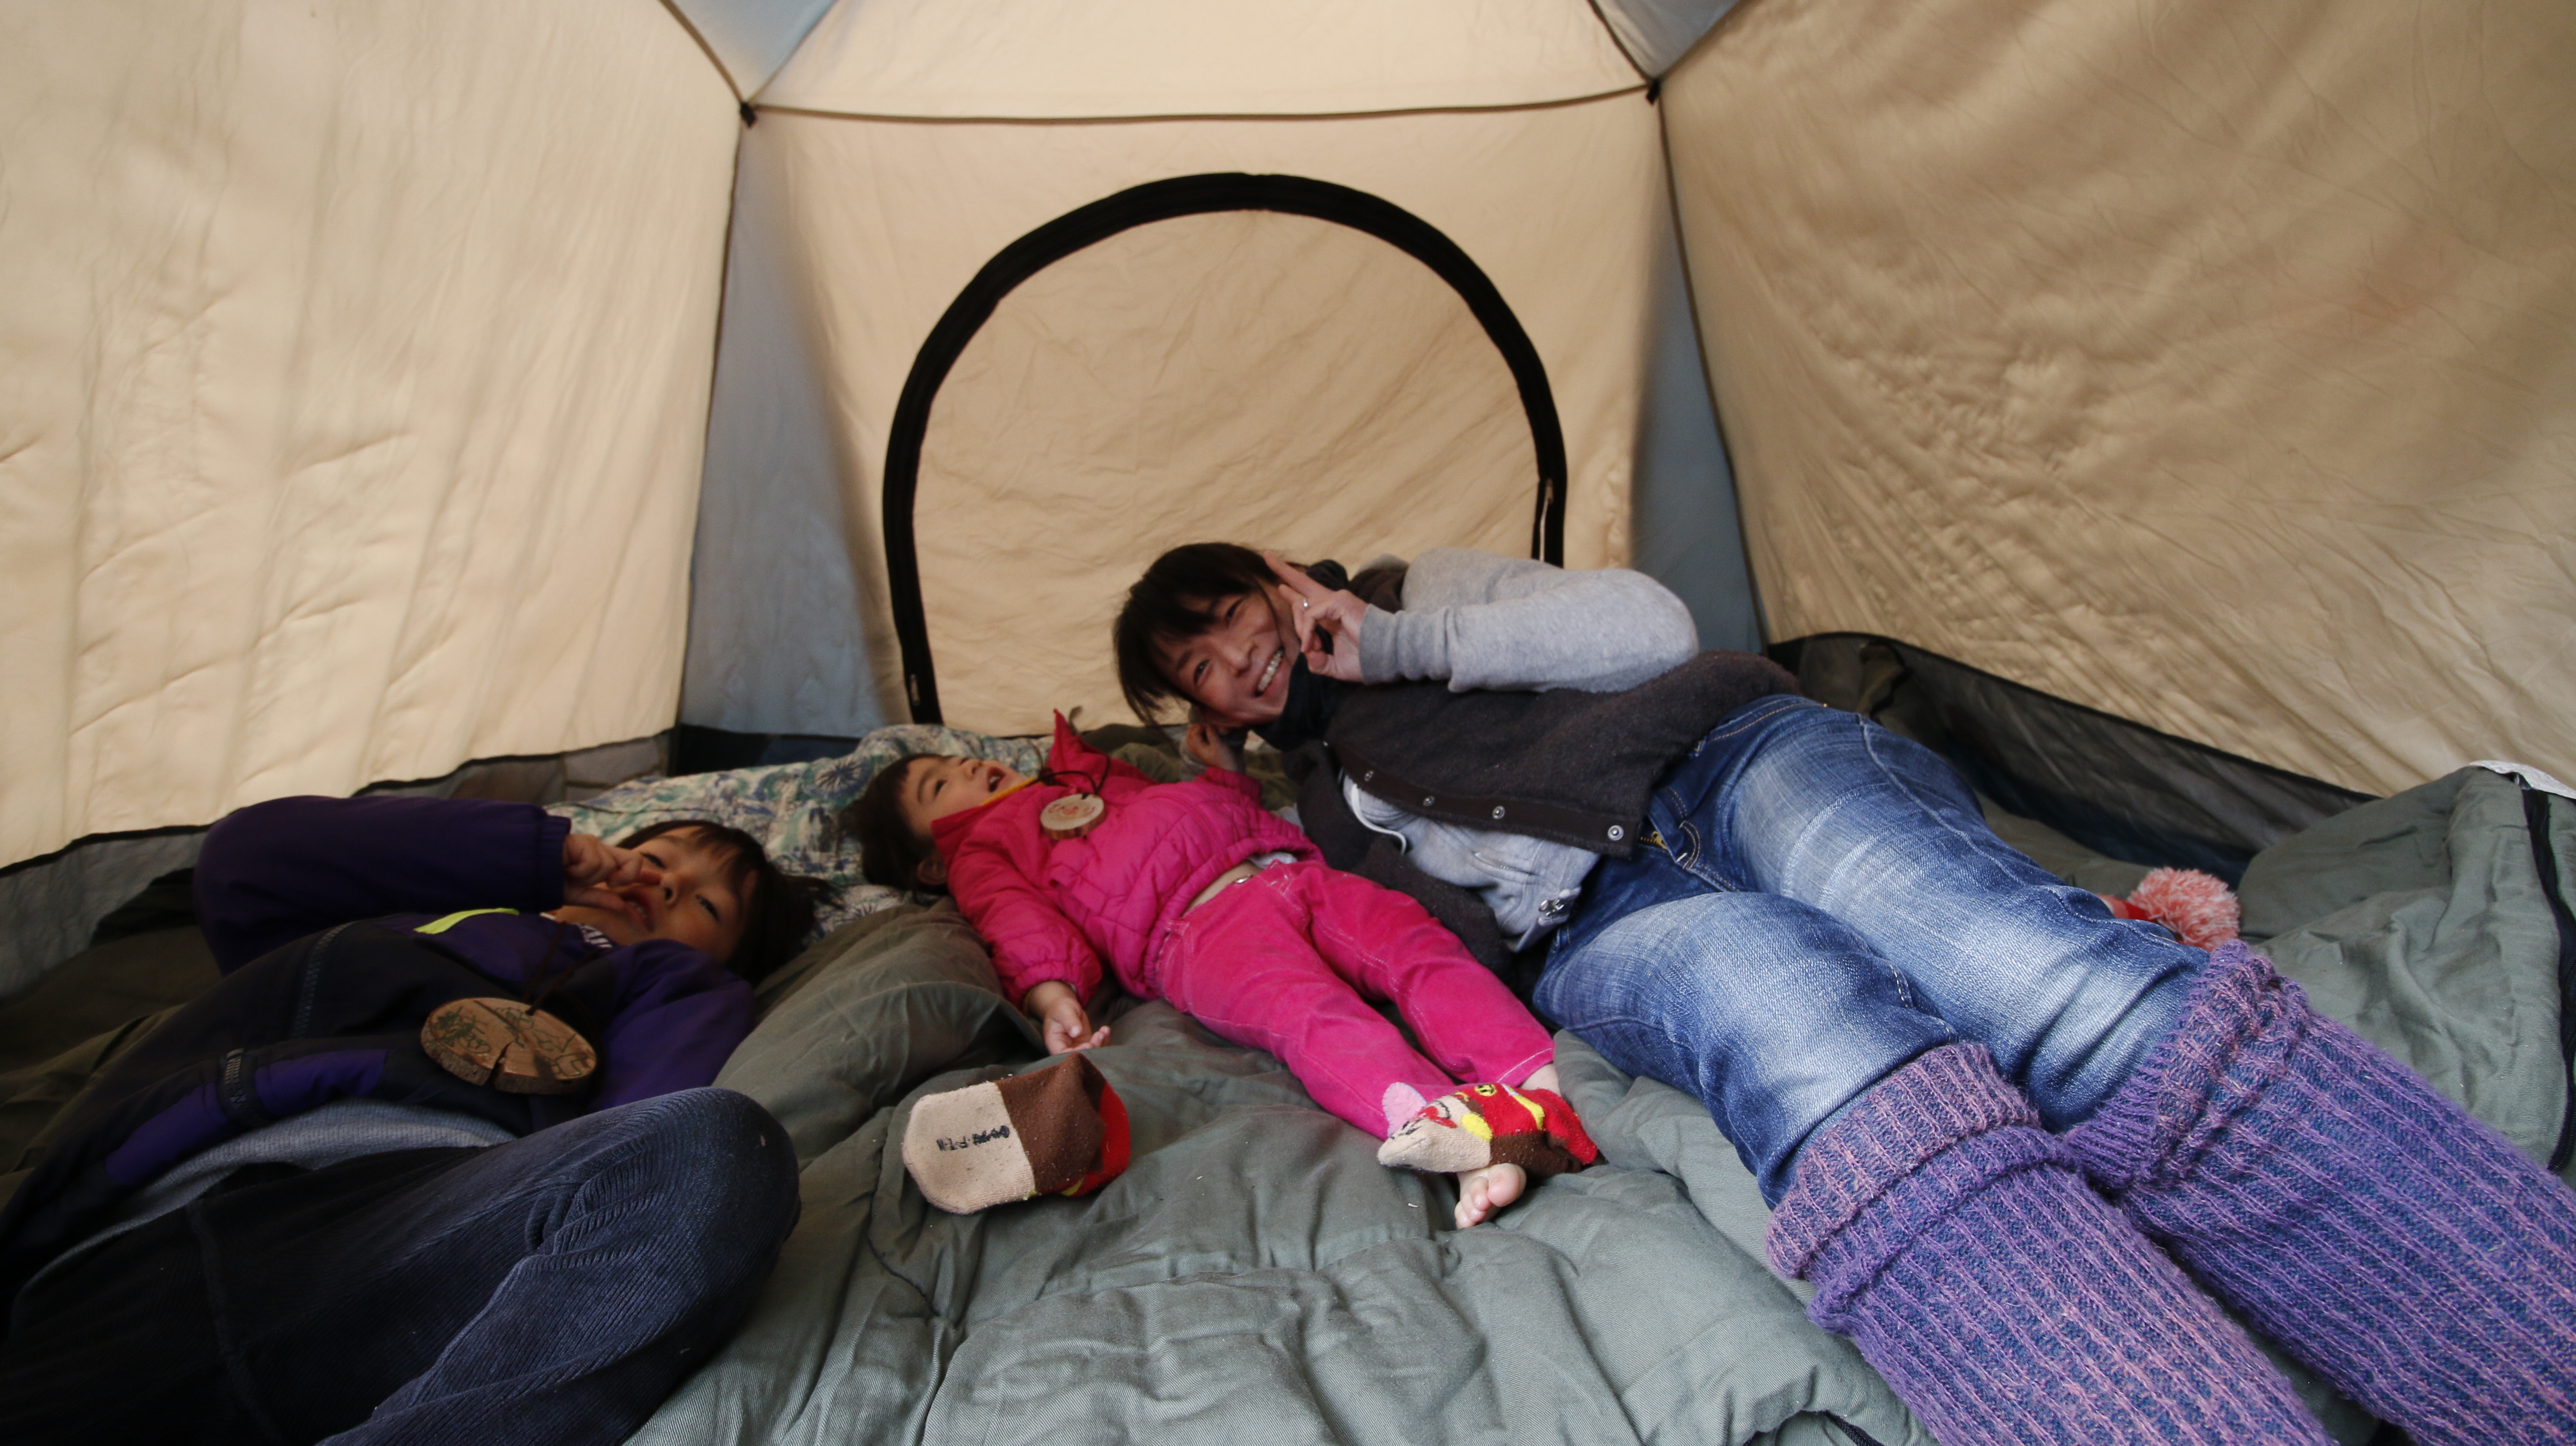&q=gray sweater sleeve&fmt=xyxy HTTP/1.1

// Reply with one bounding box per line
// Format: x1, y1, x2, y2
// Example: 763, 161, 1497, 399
1354, 547, 1699, 693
